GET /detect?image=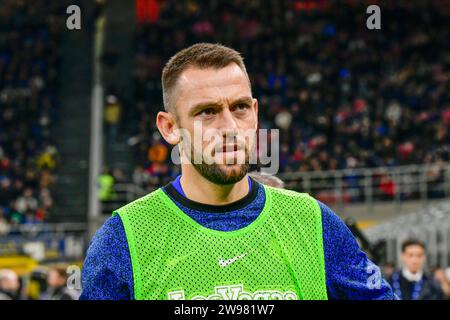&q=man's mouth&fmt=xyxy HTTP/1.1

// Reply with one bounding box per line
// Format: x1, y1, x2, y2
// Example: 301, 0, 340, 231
216, 144, 243, 154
